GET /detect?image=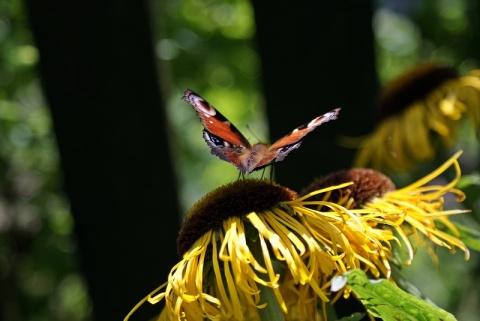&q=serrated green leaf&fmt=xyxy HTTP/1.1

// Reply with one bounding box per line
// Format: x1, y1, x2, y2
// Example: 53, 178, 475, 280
345, 269, 457, 321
